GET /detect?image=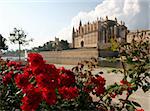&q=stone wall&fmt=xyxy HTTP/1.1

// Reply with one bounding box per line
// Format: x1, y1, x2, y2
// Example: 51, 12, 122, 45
39, 48, 98, 65
74, 32, 98, 48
